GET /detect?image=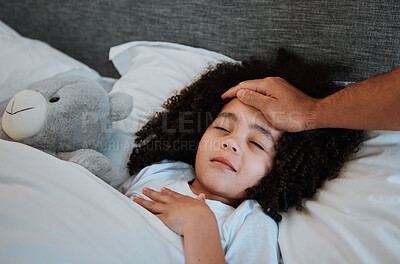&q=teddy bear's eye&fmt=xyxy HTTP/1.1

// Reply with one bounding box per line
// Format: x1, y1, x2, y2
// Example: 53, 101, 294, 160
49, 97, 60, 103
